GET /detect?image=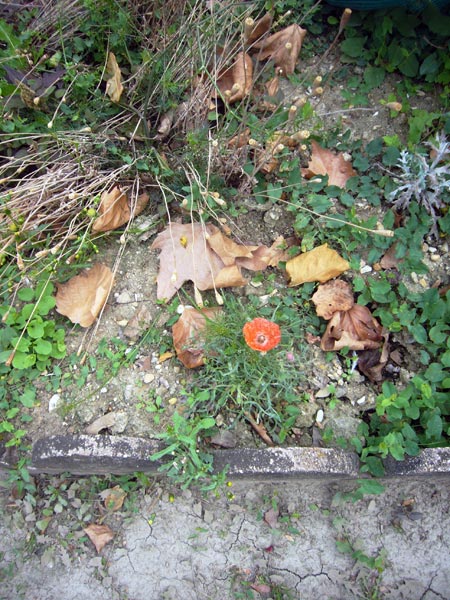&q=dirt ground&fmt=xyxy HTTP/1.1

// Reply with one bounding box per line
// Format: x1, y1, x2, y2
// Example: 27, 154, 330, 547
24, 62, 449, 451
1, 474, 449, 600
